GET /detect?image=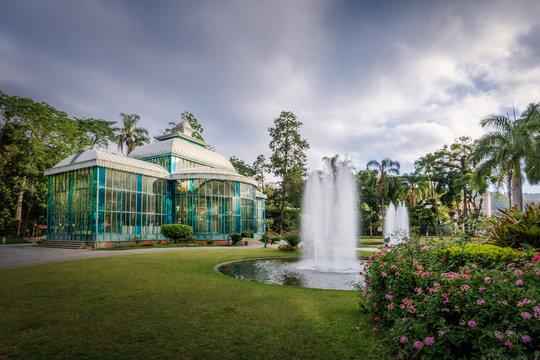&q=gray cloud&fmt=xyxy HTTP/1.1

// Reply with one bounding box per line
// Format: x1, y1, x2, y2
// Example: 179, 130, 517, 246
1, 0, 540, 191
